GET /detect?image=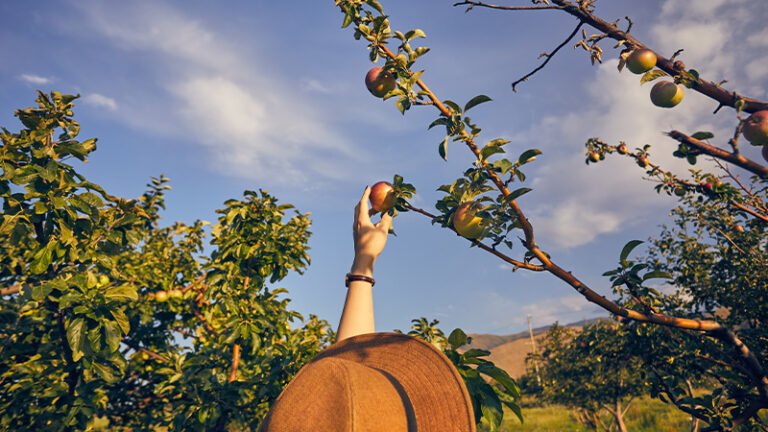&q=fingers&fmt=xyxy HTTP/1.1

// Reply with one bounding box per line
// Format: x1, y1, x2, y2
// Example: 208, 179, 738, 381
357, 186, 372, 226
376, 211, 393, 233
